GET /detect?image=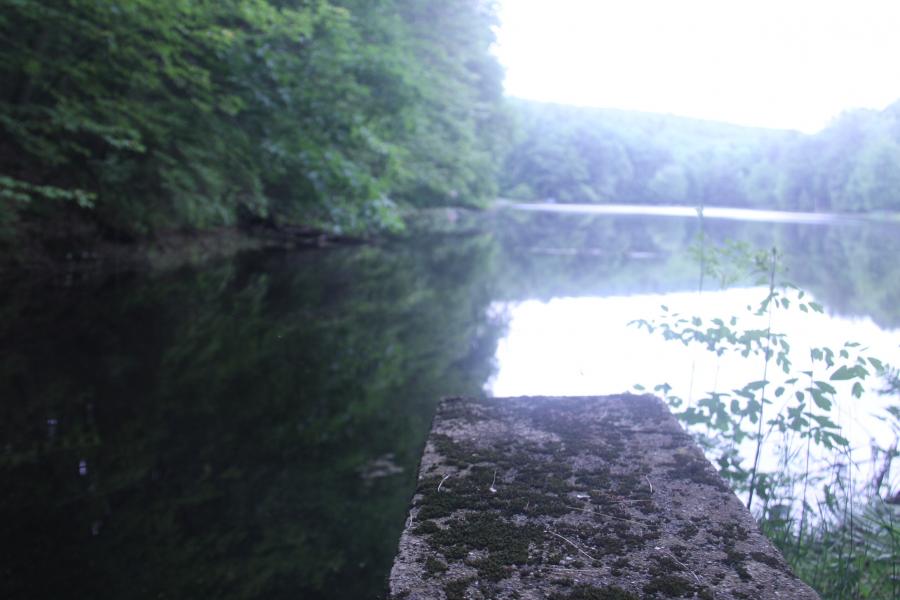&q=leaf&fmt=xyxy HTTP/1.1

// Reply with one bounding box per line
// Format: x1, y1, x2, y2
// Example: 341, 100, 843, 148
744, 380, 768, 391
852, 382, 864, 398
814, 381, 836, 394
827, 433, 849, 448
830, 365, 857, 381
868, 357, 885, 372
811, 389, 831, 410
